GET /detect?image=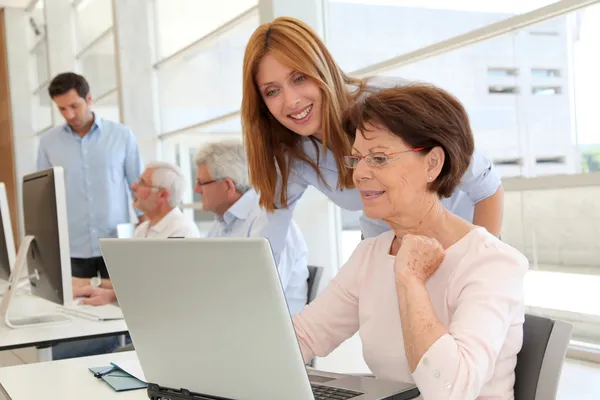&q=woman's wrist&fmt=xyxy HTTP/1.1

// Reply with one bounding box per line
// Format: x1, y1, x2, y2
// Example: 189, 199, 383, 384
395, 267, 425, 289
